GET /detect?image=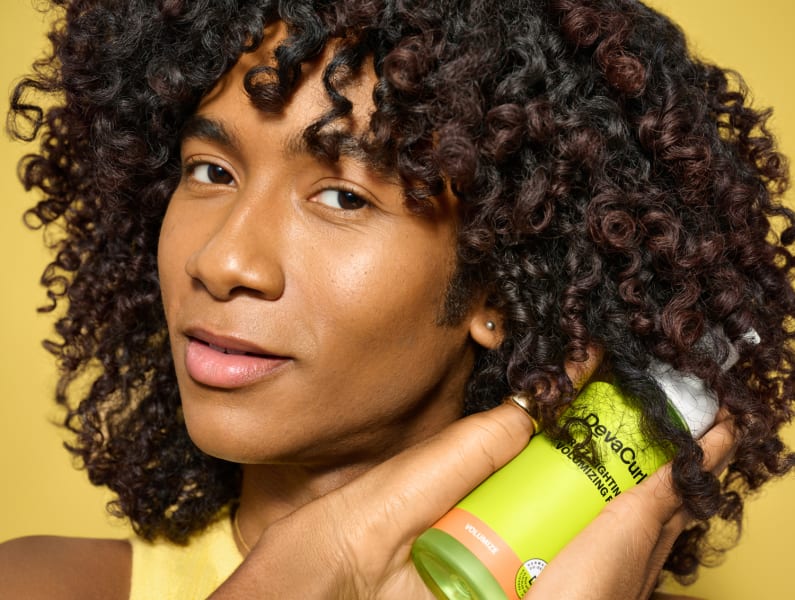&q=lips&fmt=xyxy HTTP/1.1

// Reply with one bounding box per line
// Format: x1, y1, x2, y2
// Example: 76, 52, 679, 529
206, 342, 250, 356
183, 329, 291, 389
